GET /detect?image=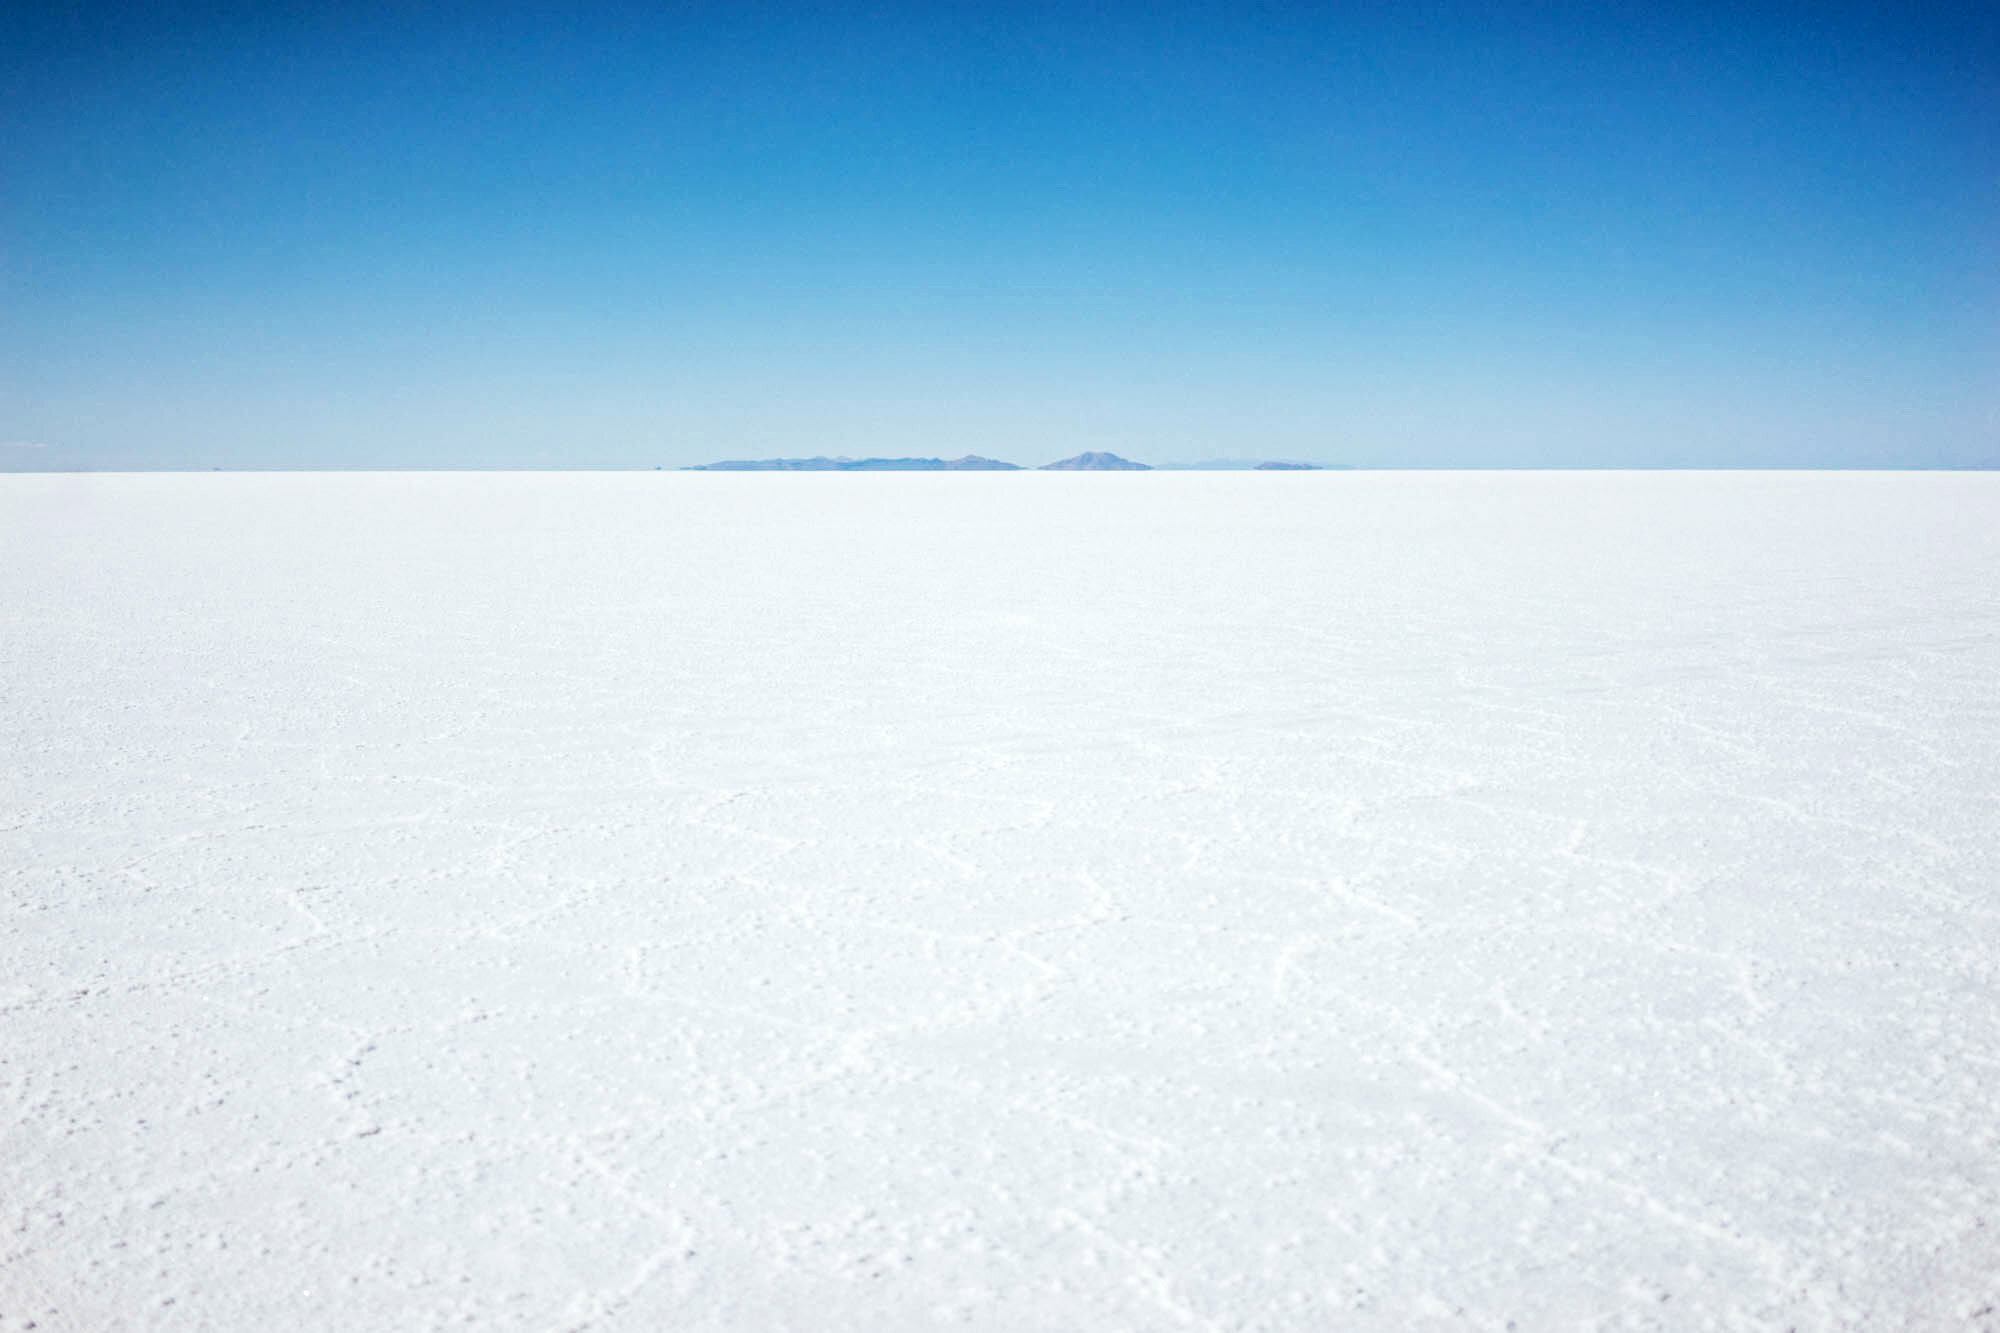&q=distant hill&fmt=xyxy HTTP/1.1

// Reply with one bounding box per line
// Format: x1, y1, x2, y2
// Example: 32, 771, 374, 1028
687, 455, 1022, 471
1041, 451, 1150, 470
683, 451, 1347, 472
847, 455, 1021, 471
